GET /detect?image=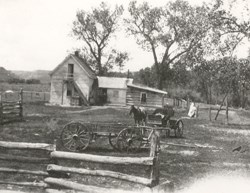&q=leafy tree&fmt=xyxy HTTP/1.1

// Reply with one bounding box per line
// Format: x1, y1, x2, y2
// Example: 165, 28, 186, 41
125, 0, 213, 89
133, 67, 157, 87
72, 2, 128, 75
